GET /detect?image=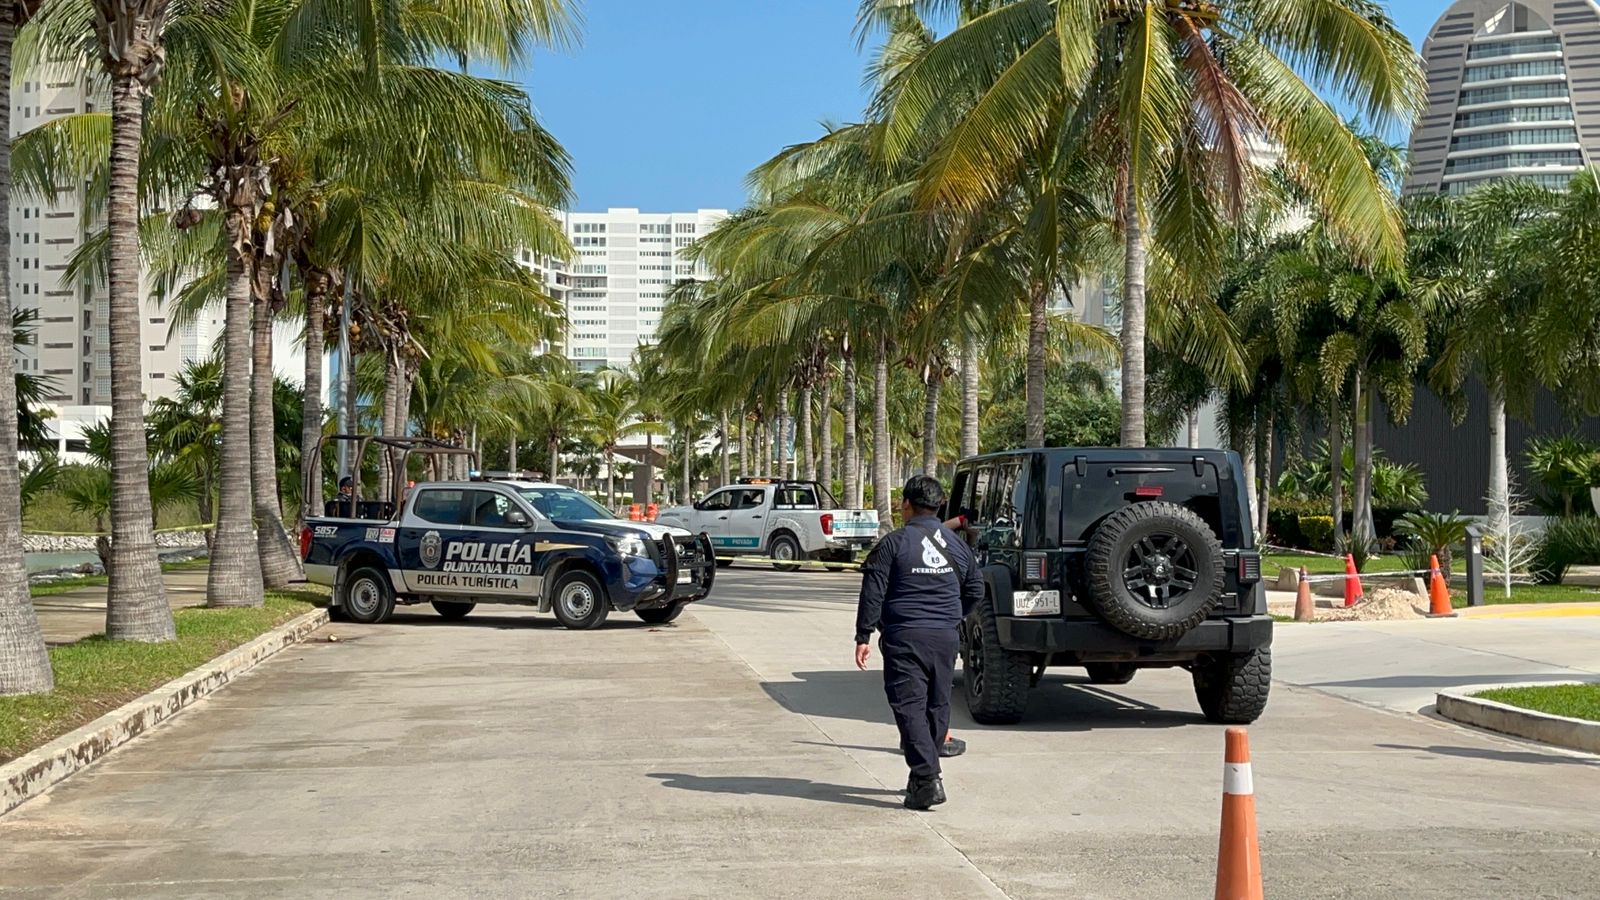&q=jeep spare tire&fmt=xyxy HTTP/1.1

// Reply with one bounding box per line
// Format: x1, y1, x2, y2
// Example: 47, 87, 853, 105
1085, 501, 1225, 641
